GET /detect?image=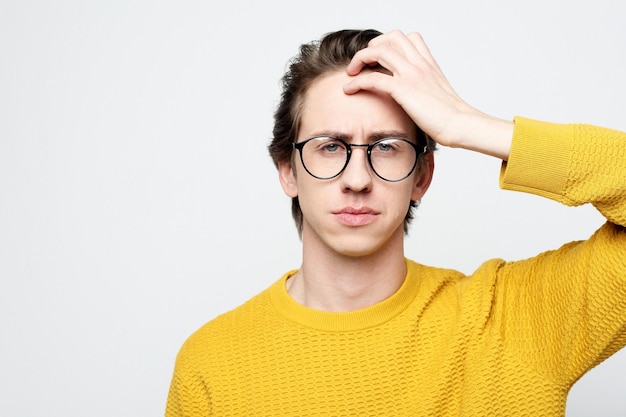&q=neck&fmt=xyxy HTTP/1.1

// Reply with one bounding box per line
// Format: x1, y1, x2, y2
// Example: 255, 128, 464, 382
287, 228, 407, 312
